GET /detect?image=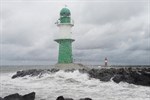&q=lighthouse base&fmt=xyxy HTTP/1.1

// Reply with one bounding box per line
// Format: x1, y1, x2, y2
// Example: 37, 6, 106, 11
54, 63, 88, 70
55, 39, 74, 64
